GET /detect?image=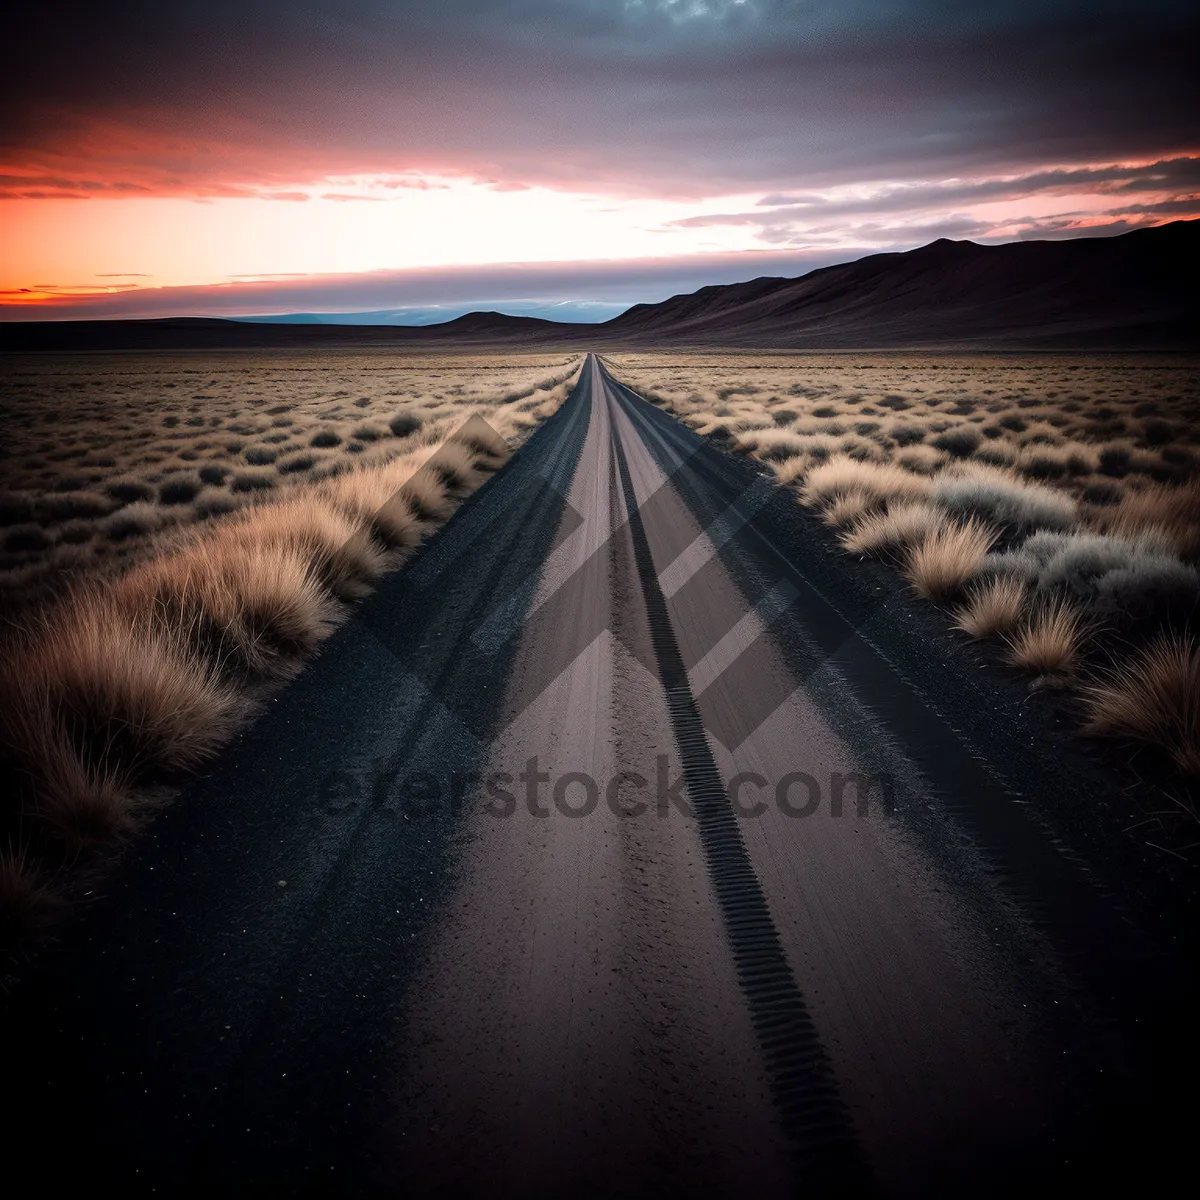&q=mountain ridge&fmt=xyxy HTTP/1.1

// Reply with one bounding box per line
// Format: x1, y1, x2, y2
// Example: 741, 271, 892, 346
1, 220, 1194, 351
